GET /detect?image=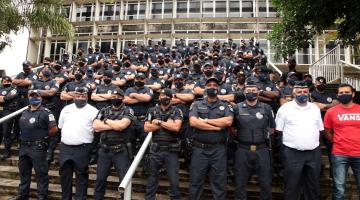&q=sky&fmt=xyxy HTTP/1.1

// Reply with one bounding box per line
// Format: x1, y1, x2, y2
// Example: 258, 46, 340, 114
0, 31, 29, 77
